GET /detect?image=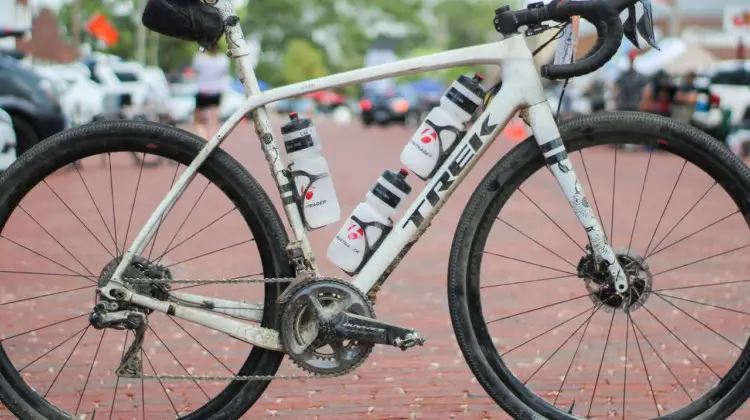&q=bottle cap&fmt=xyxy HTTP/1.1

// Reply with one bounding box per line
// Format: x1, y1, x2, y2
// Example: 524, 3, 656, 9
281, 112, 311, 135
457, 74, 486, 99
382, 169, 412, 195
